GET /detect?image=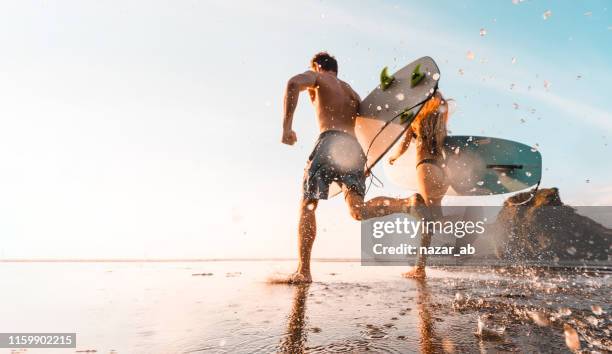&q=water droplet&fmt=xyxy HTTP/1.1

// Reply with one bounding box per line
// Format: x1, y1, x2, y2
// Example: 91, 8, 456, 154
479, 28, 487, 37
432, 73, 440, 81
466, 51, 475, 60
591, 305, 604, 315
475, 315, 505, 338
395, 93, 405, 101
458, 68, 465, 75
558, 307, 572, 317
584, 11, 592, 16
513, 102, 520, 109
442, 338, 455, 353
566, 246, 577, 255
544, 80, 551, 89
476, 181, 484, 186
542, 10, 552, 20
528, 311, 551, 327
586, 179, 590, 183
588, 318, 603, 330
377, 105, 382, 111
511, 57, 517, 64
563, 324, 580, 351
525, 171, 532, 177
